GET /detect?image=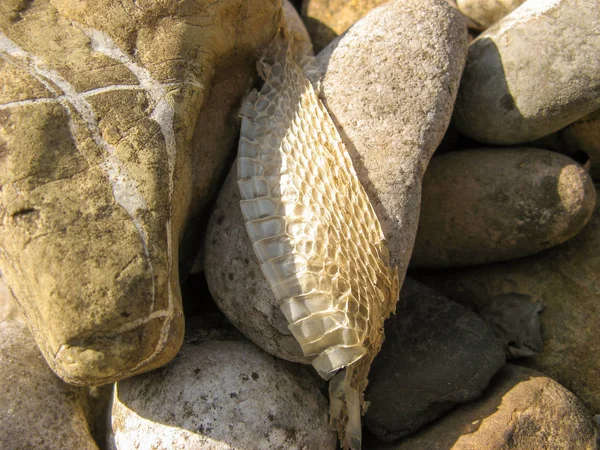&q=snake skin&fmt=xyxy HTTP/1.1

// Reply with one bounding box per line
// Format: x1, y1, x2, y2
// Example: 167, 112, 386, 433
237, 31, 399, 449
